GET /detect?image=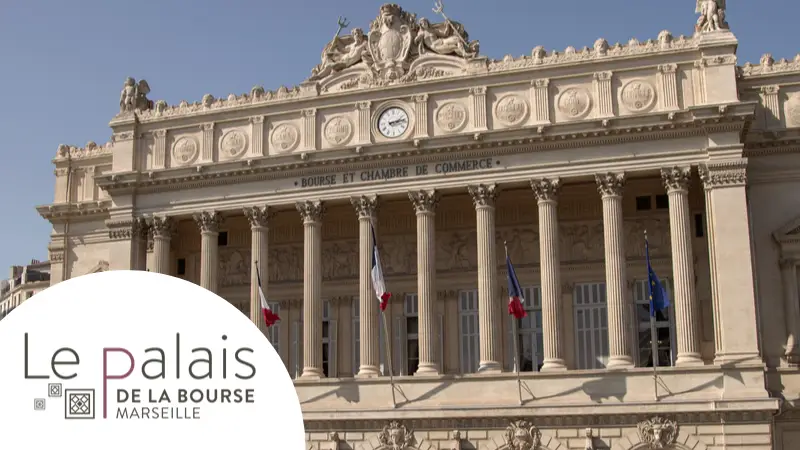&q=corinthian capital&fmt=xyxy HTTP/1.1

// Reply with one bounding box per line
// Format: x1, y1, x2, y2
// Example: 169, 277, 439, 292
408, 190, 439, 214
530, 178, 561, 202
595, 172, 625, 197
244, 206, 272, 229
661, 166, 691, 193
296, 200, 325, 224
193, 211, 223, 234
467, 183, 498, 208
148, 216, 174, 239
350, 195, 378, 220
